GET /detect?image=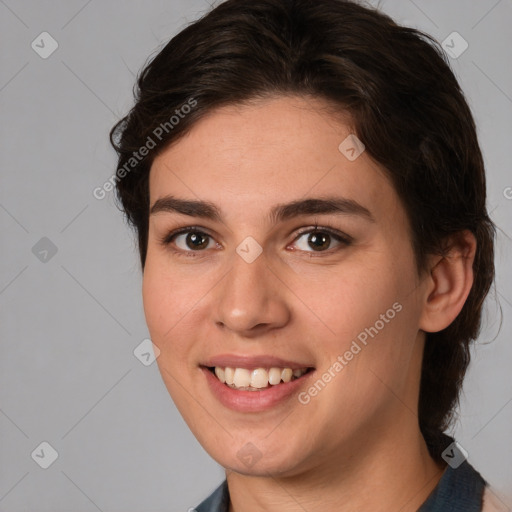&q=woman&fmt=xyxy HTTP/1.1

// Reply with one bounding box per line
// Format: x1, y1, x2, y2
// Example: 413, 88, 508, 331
110, 0, 505, 509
